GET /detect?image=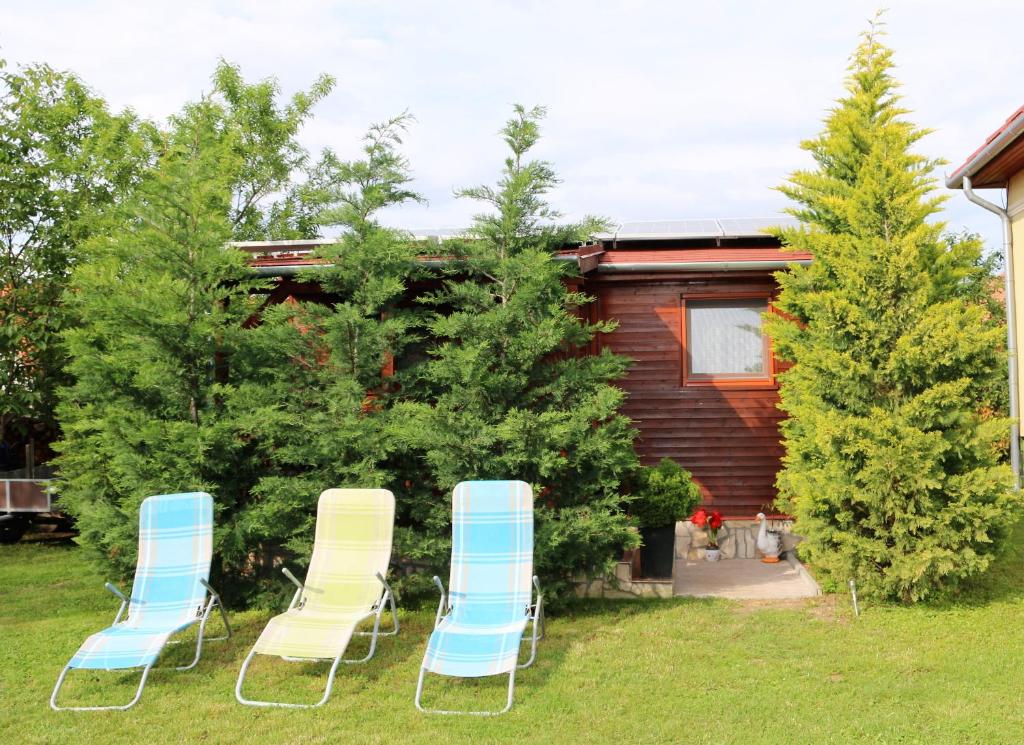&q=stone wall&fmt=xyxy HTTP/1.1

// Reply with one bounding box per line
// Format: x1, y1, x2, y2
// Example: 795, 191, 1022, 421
576, 560, 674, 599
675, 518, 801, 560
